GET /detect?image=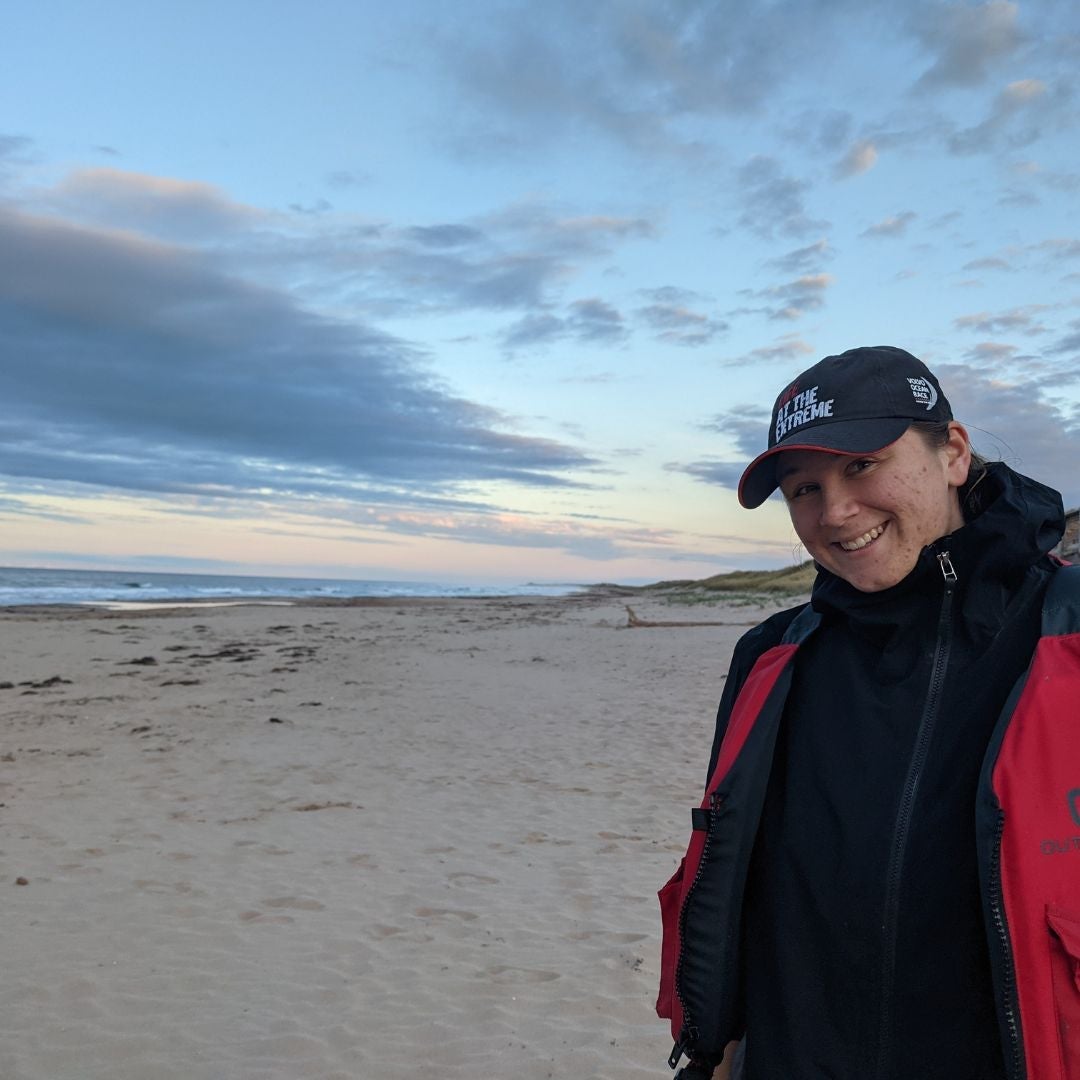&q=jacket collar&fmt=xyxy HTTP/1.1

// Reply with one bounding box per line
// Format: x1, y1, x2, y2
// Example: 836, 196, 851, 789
809, 463, 1064, 629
